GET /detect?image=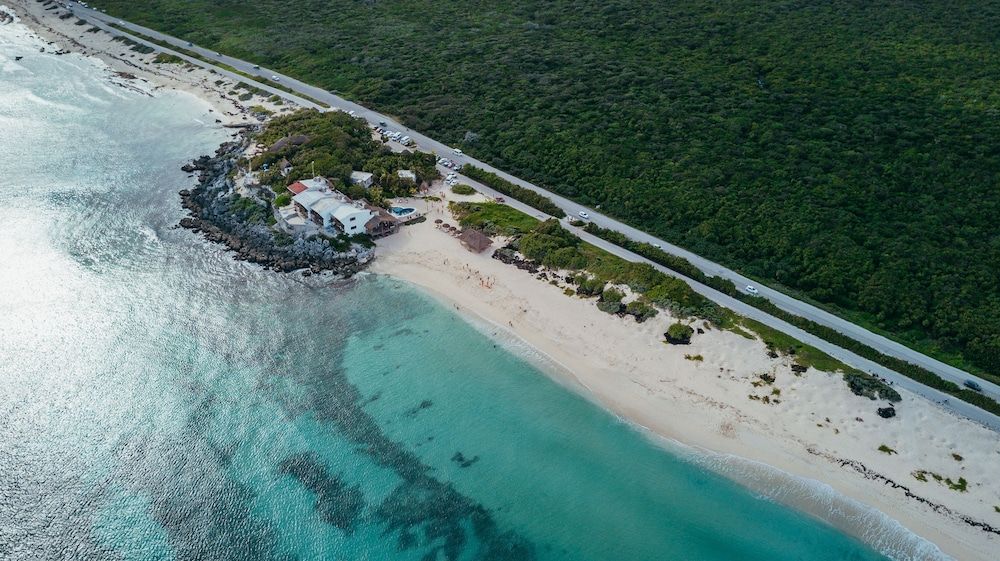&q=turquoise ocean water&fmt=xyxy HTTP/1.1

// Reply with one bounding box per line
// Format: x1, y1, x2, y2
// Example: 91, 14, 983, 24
0, 13, 943, 561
